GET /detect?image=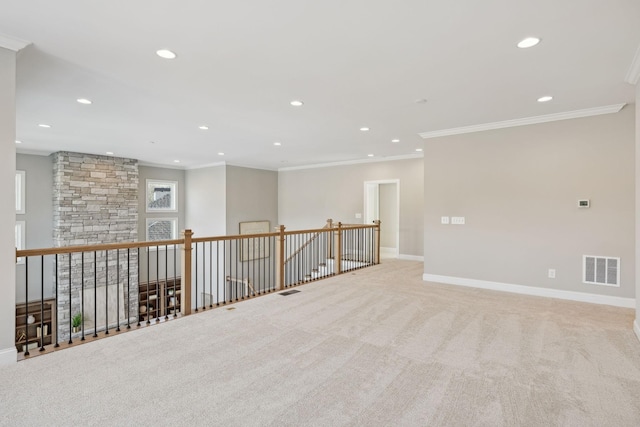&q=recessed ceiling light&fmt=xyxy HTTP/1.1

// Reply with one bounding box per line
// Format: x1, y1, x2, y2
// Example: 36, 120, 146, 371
273, 142, 282, 146
415, 148, 423, 152
38, 124, 51, 128
537, 95, 553, 103
15, 140, 22, 144
106, 151, 114, 155
360, 127, 370, 132
517, 37, 540, 49
391, 139, 400, 143
77, 98, 92, 105
290, 100, 304, 107
156, 49, 177, 59
199, 125, 209, 130
367, 154, 374, 157
174, 160, 180, 163
218, 152, 225, 156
